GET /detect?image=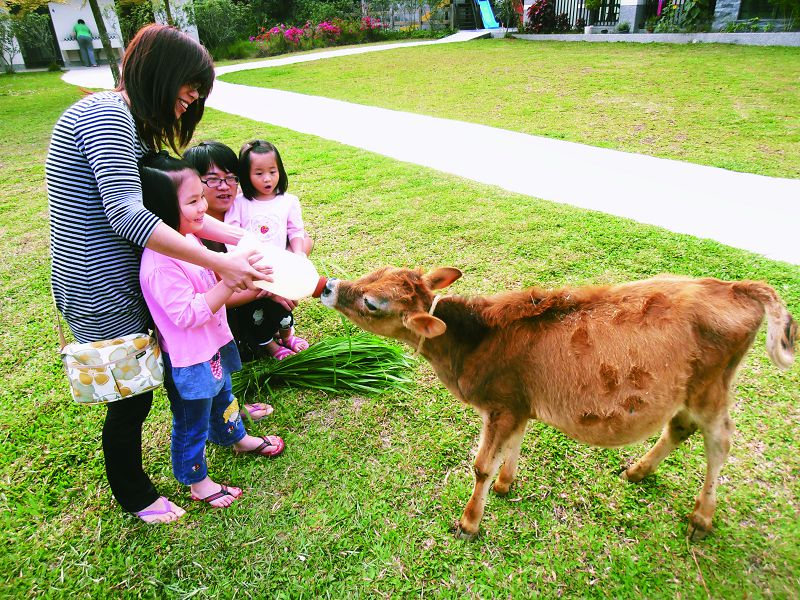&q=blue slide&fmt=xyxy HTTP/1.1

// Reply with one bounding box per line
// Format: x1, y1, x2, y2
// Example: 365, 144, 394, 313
475, 0, 500, 28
